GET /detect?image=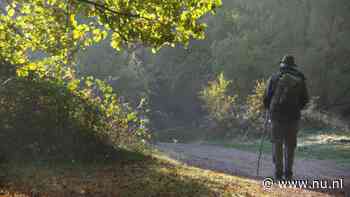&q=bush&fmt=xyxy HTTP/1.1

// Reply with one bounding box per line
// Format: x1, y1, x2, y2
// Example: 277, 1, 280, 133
0, 61, 150, 162
245, 79, 267, 131
198, 76, 270, 138
198, 73, 349, 139
199, 73, 239, 135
